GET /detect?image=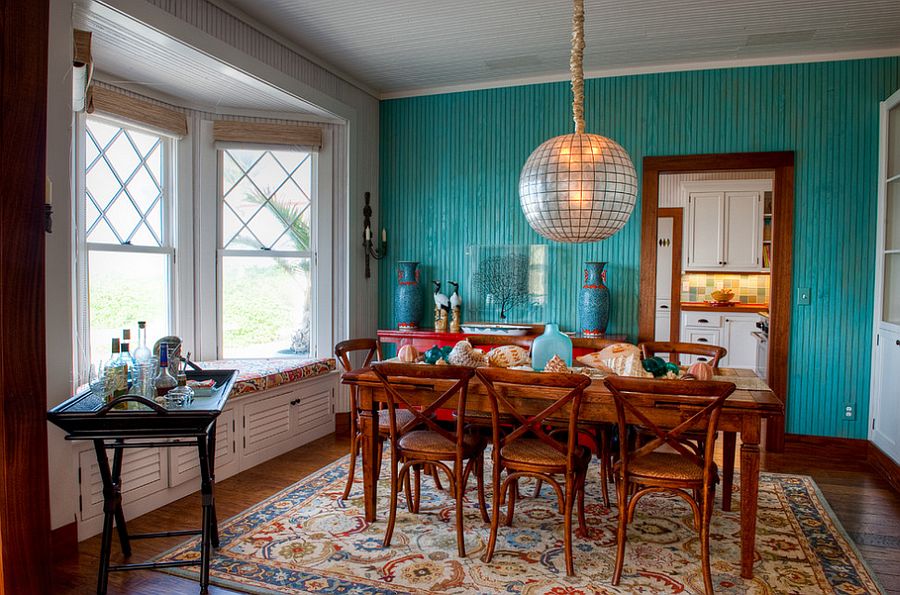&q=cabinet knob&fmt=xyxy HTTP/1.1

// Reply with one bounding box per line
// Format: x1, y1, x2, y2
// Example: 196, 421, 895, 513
697, 338, 709, 343
896, 339, 900, 347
